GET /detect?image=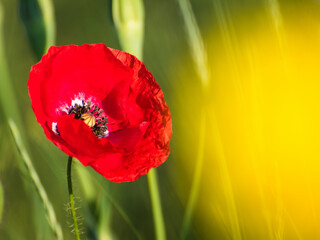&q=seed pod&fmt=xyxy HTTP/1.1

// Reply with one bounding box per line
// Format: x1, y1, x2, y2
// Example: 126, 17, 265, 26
81, 113, 96, 127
